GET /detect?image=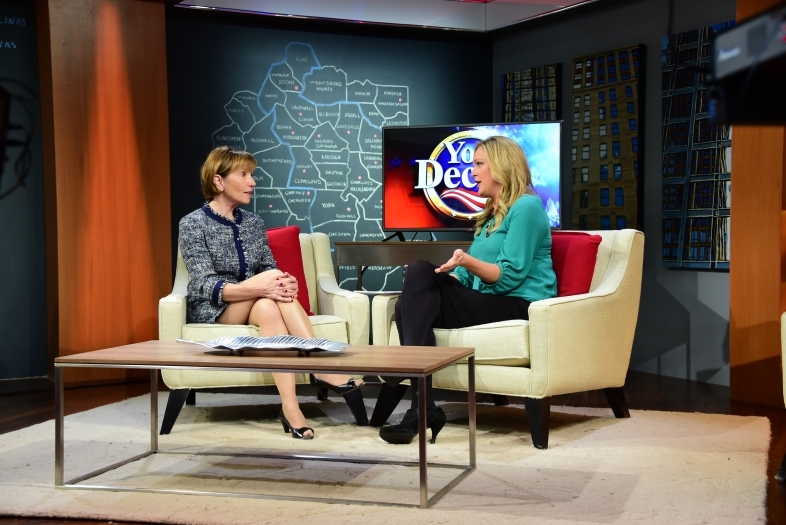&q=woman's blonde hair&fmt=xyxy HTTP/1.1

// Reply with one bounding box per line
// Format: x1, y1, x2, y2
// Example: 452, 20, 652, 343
200, 146, 257, 200
473, 135, 536, 236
